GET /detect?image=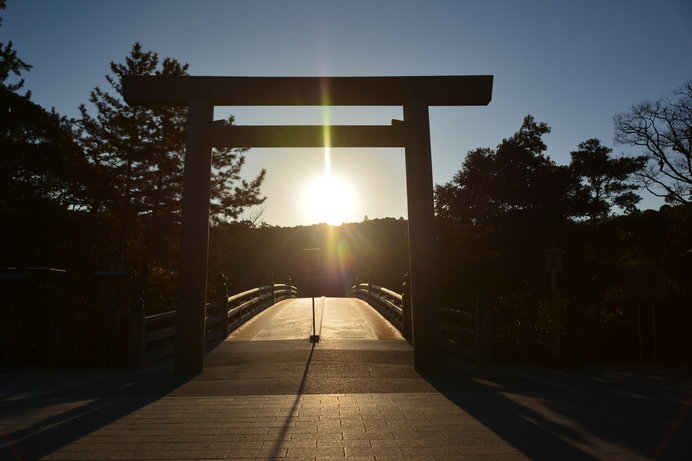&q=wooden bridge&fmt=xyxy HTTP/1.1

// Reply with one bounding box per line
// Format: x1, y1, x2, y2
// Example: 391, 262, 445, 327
127, 282, 493, 370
